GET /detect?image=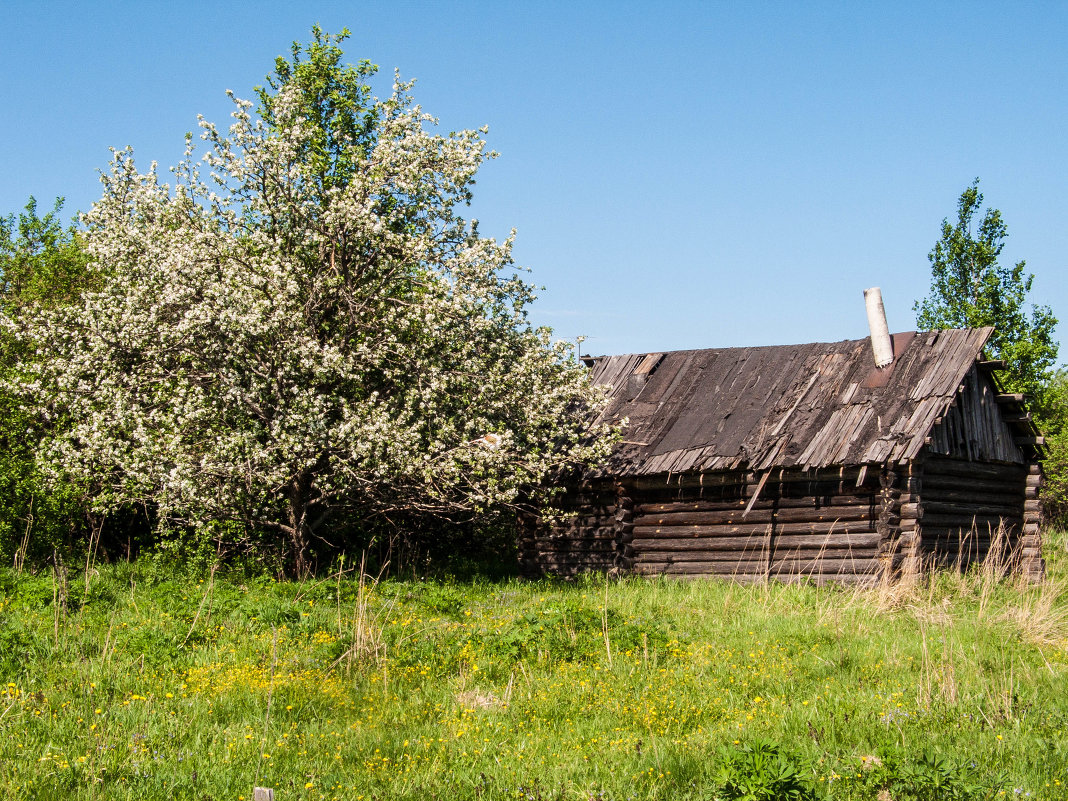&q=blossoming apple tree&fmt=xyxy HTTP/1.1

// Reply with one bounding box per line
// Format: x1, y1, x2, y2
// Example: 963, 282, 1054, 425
11, 28, 614, 574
